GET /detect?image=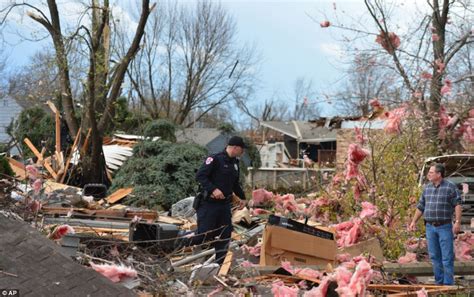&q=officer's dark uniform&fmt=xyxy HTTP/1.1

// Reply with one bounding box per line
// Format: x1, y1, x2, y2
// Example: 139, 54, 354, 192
194, 138, 246, 264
